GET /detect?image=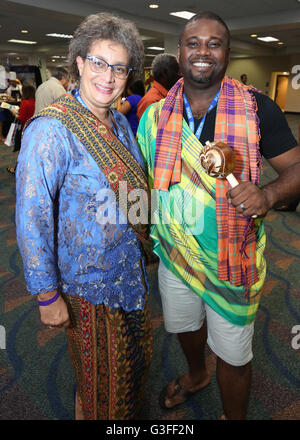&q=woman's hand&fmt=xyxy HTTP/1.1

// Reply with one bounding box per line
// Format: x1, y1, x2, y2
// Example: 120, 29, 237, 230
38, 290, 71, 328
